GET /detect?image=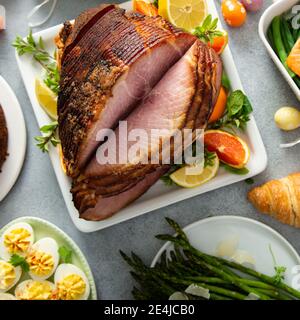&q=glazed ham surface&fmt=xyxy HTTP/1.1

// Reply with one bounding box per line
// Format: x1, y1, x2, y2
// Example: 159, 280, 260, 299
57, 4, 222, 221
